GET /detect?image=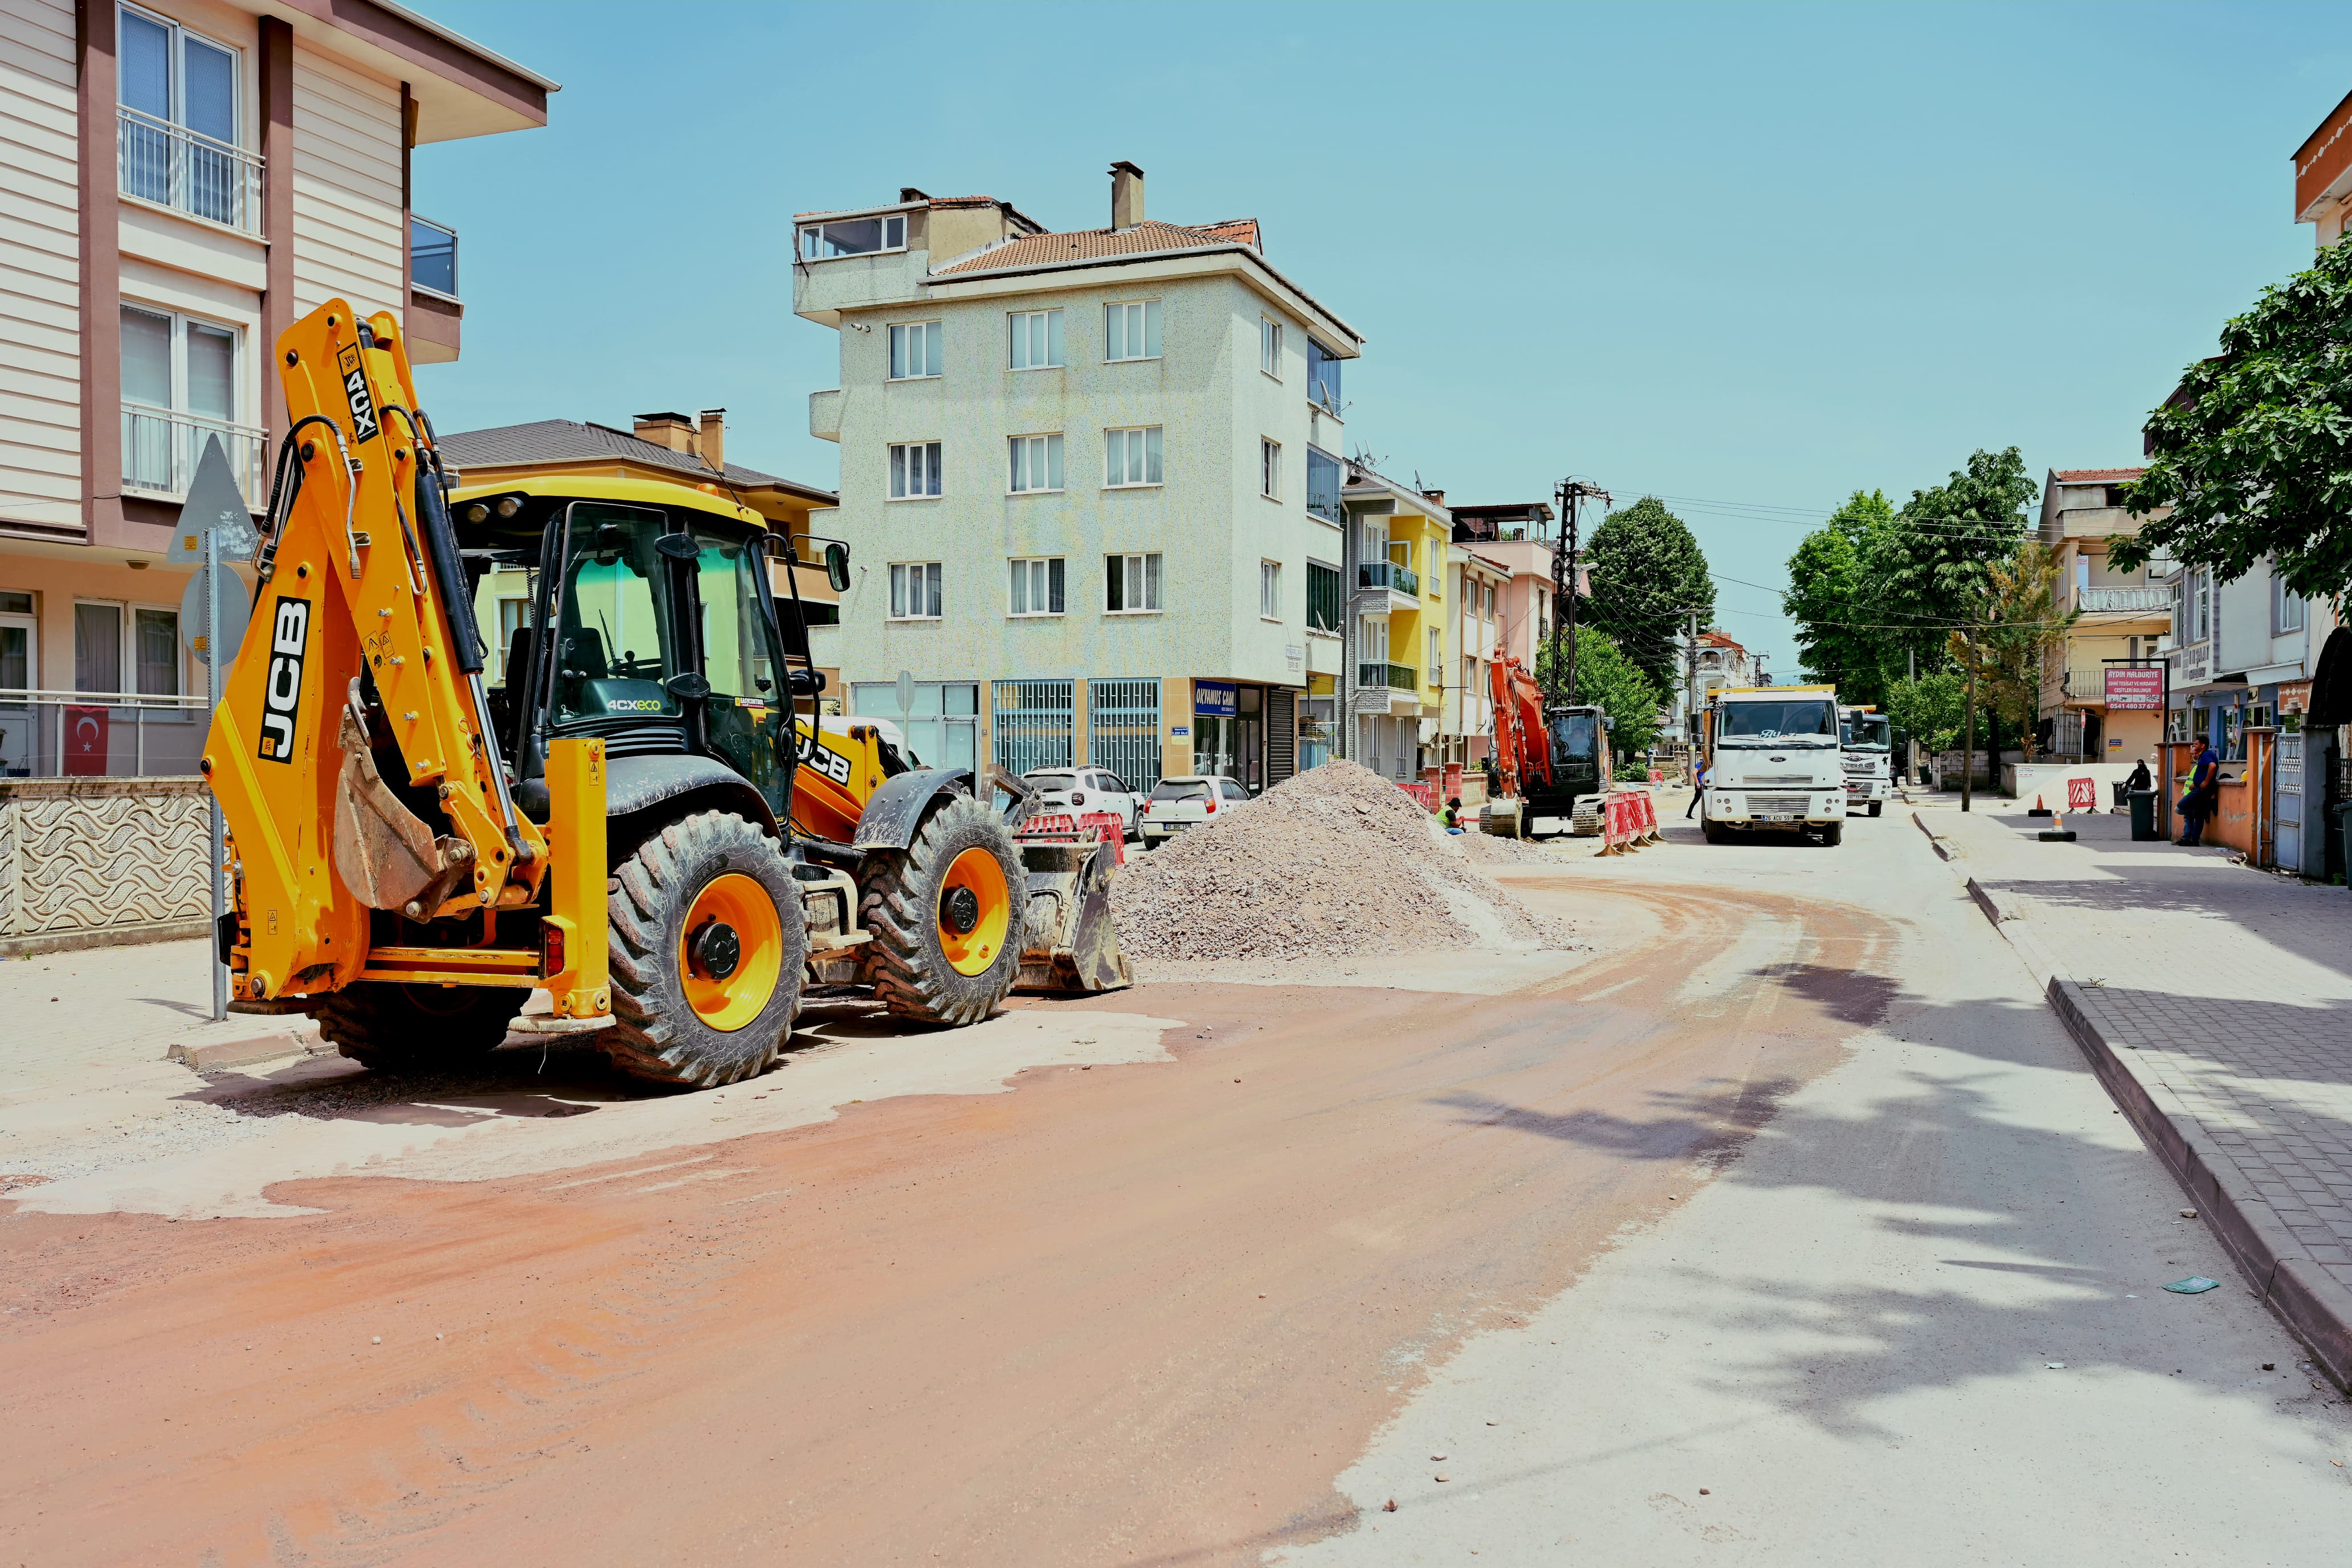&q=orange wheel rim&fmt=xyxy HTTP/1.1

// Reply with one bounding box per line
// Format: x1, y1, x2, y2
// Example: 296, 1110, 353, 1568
677, 872, 785, 1032
938, 846, 1012, 977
